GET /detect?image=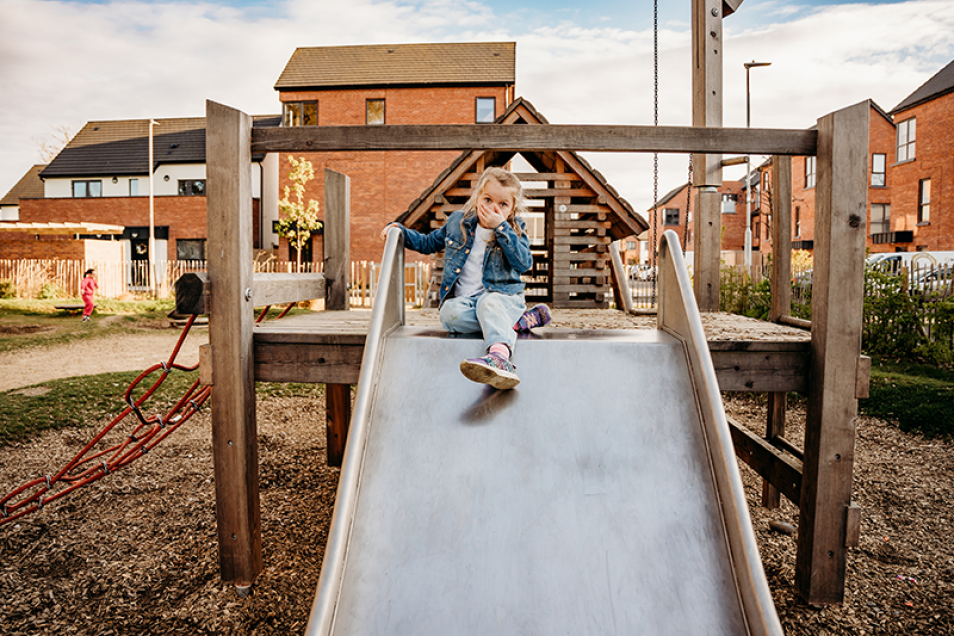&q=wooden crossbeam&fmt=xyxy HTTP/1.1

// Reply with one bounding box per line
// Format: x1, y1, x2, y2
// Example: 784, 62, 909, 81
251, 124, 817, 156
